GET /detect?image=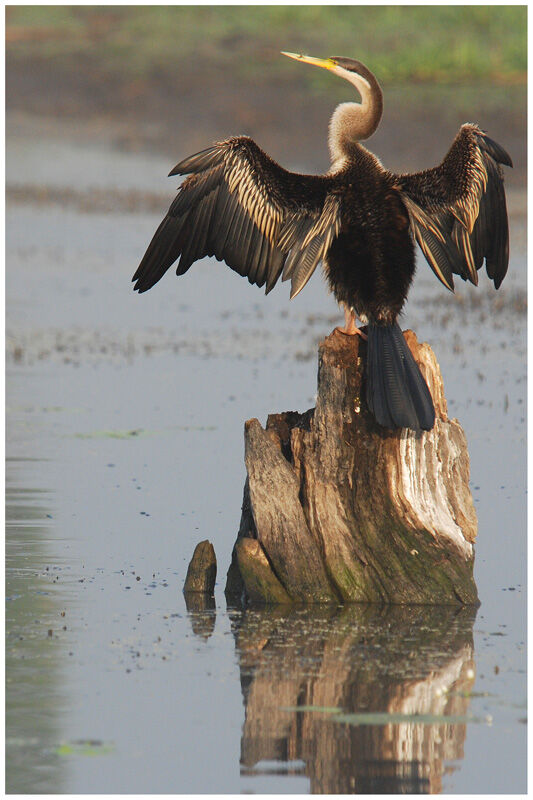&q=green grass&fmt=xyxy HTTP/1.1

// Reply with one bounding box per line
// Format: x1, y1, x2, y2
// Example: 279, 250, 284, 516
6, 5, 526, 87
